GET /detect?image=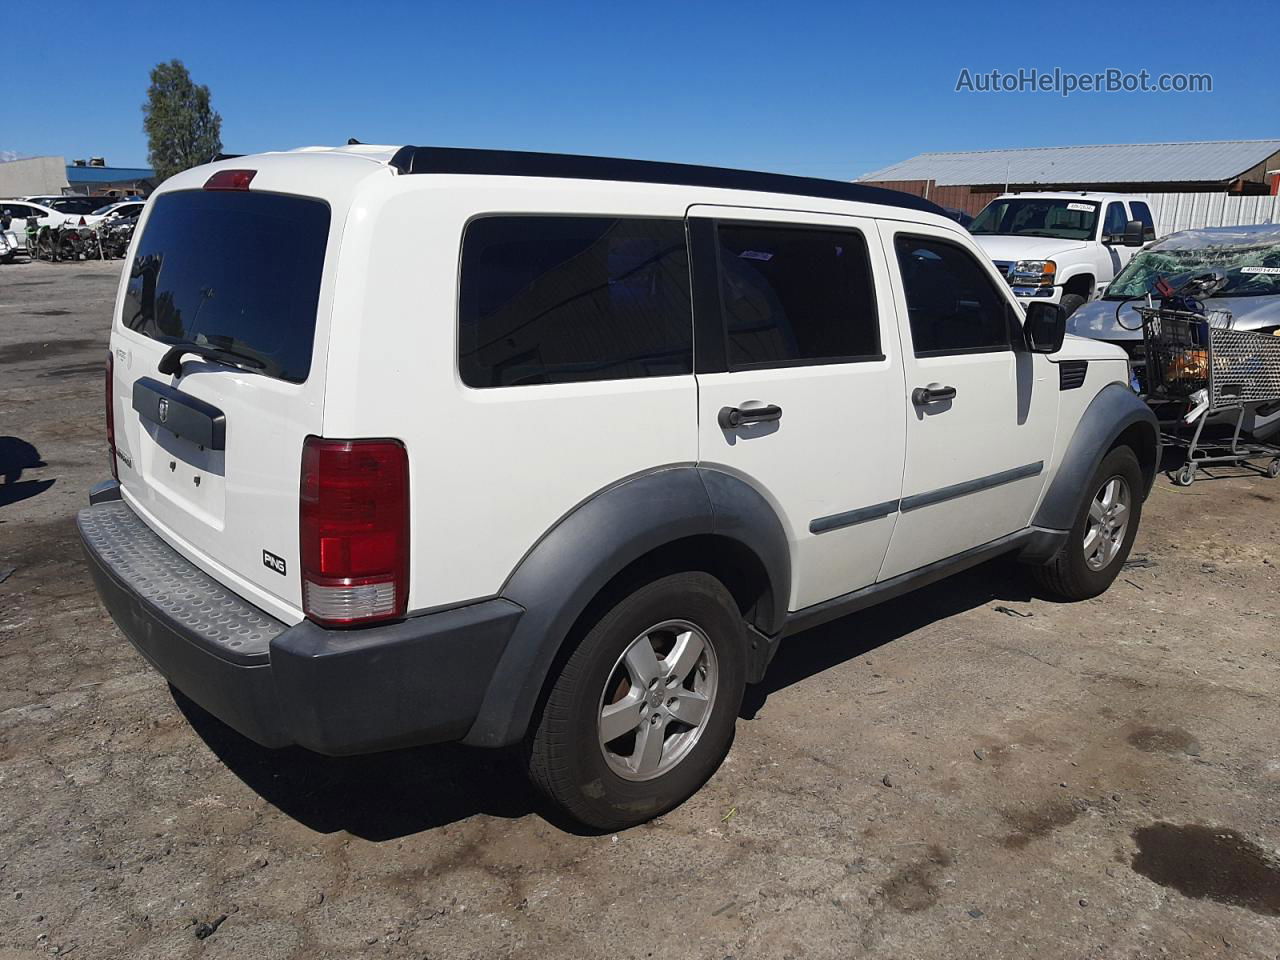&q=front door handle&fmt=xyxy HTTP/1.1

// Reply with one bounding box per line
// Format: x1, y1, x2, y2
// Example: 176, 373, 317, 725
719, 404, 783, 429
911, 383, 957, 406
